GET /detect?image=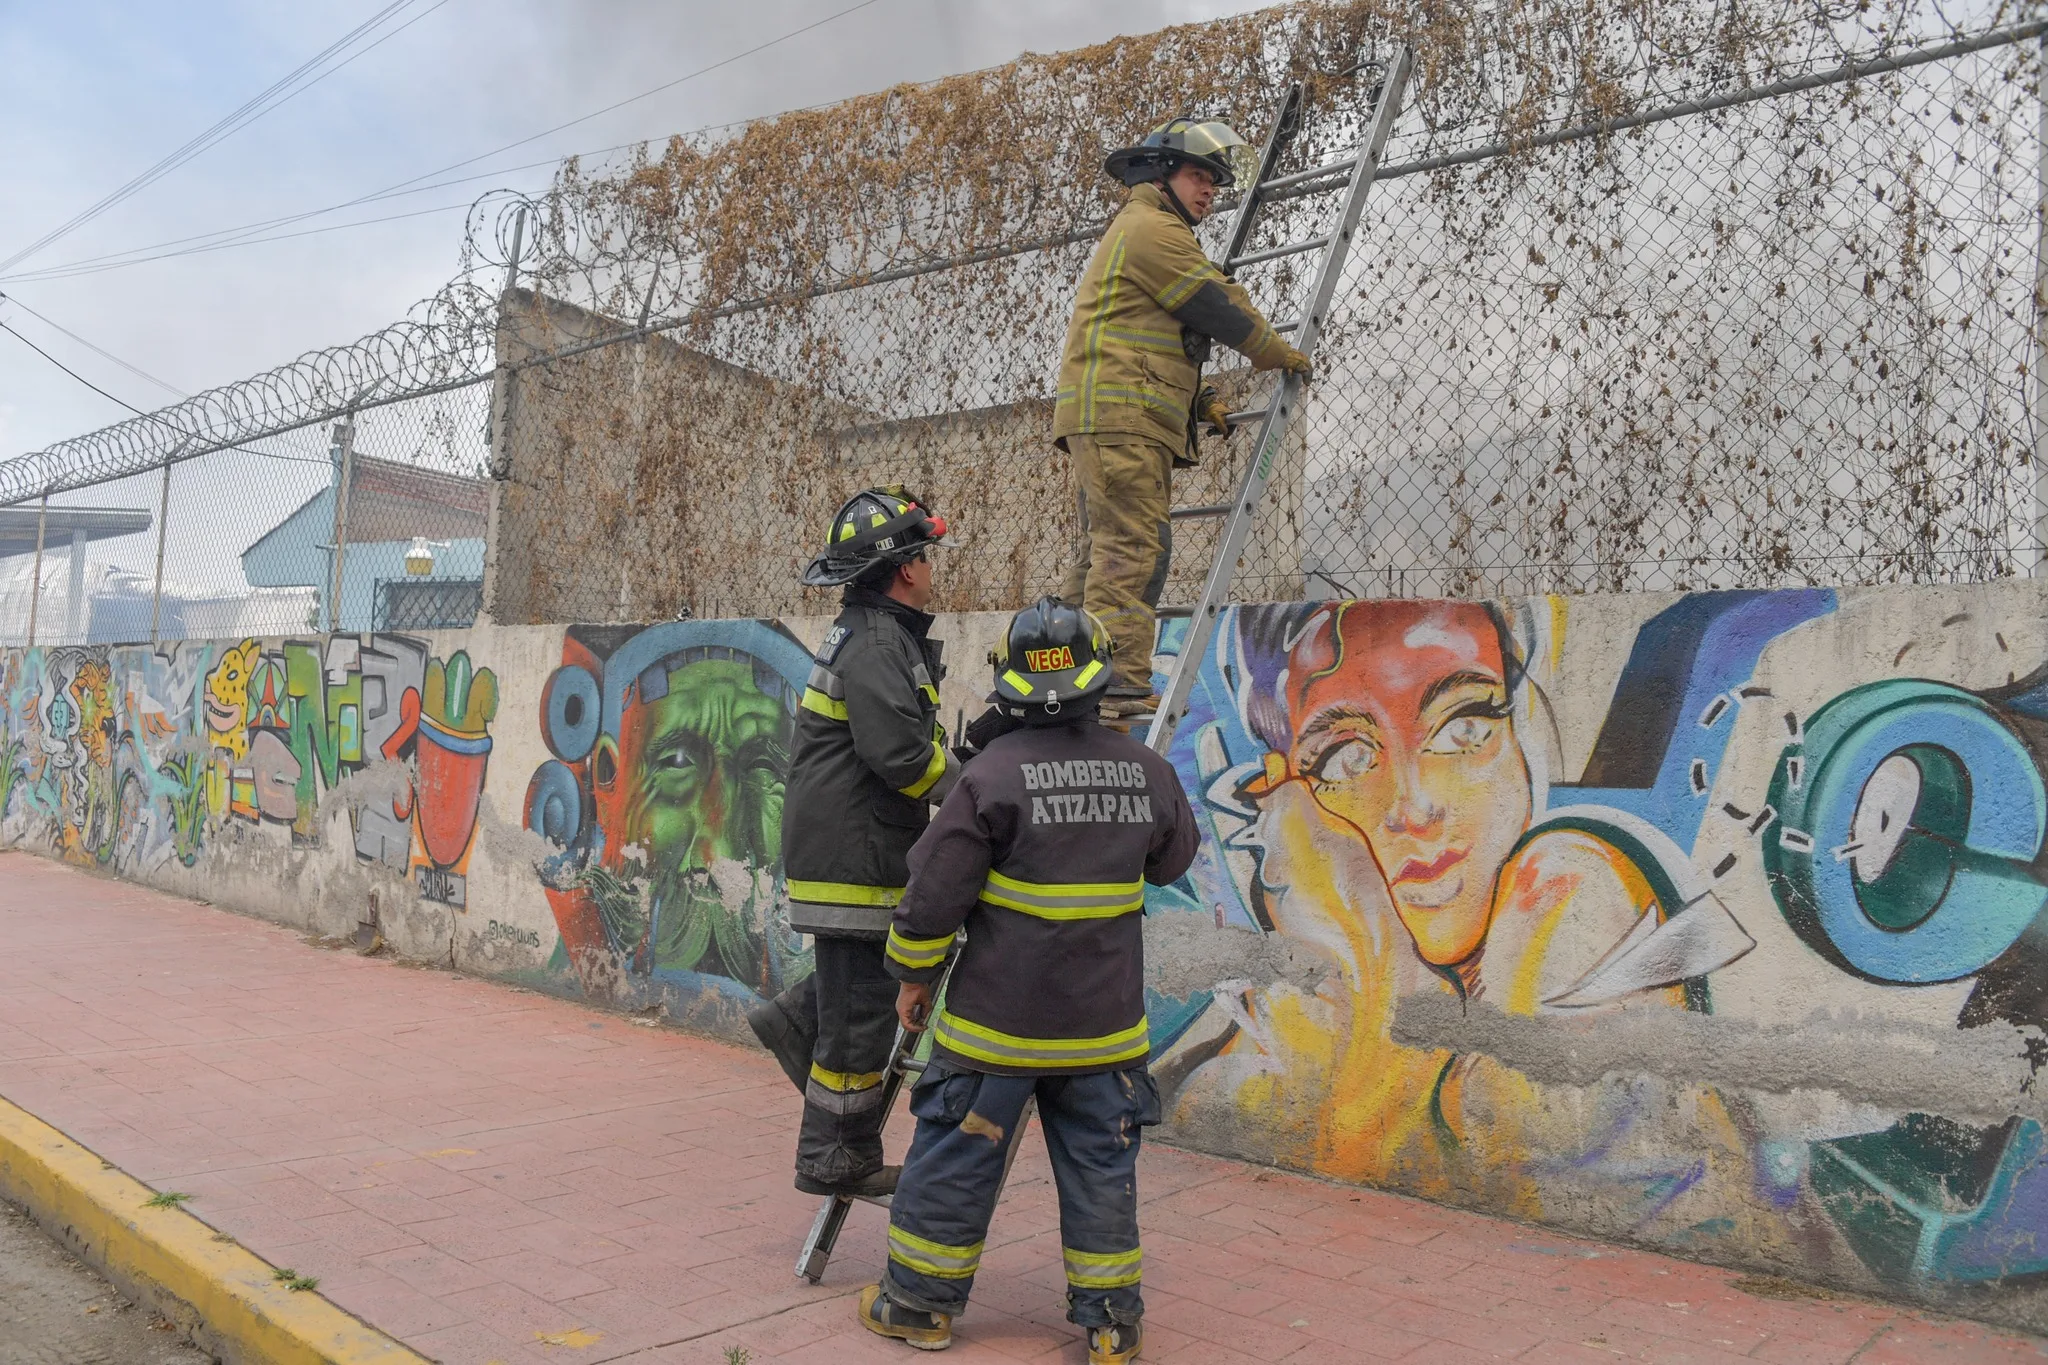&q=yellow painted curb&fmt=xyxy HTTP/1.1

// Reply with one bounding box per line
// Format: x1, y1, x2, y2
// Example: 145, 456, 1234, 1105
0, 1093, 429, 1365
